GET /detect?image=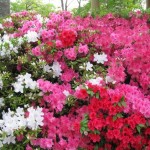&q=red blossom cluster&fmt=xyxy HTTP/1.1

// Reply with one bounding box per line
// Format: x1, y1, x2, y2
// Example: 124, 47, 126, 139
78, 83, 150, 150
59, 29, 77, 47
